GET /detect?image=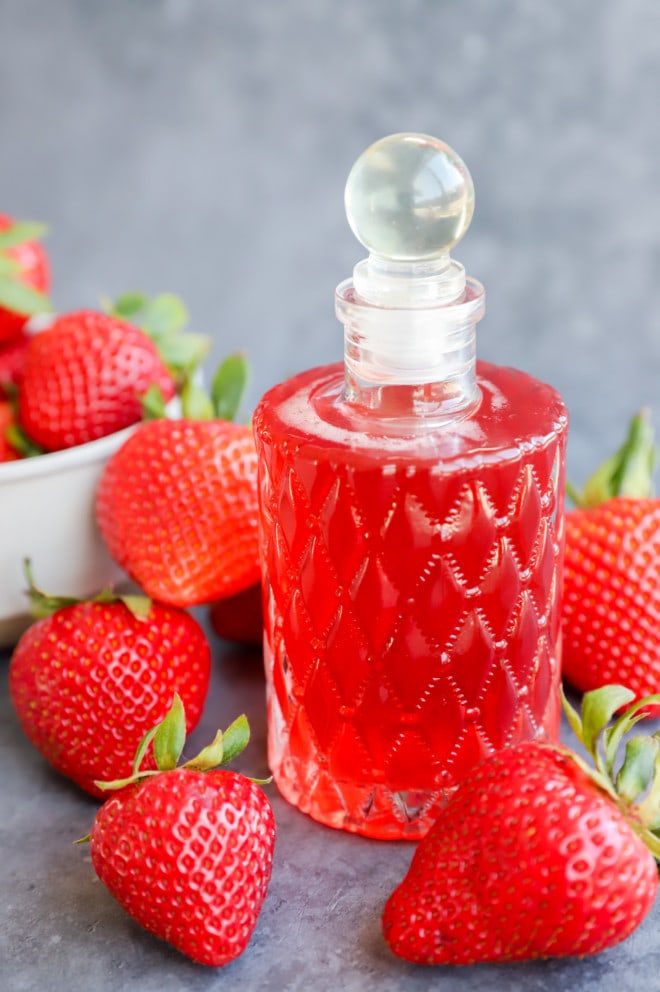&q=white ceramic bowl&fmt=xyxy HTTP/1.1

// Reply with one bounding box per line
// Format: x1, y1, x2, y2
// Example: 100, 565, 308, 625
0, 426, 134, 647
